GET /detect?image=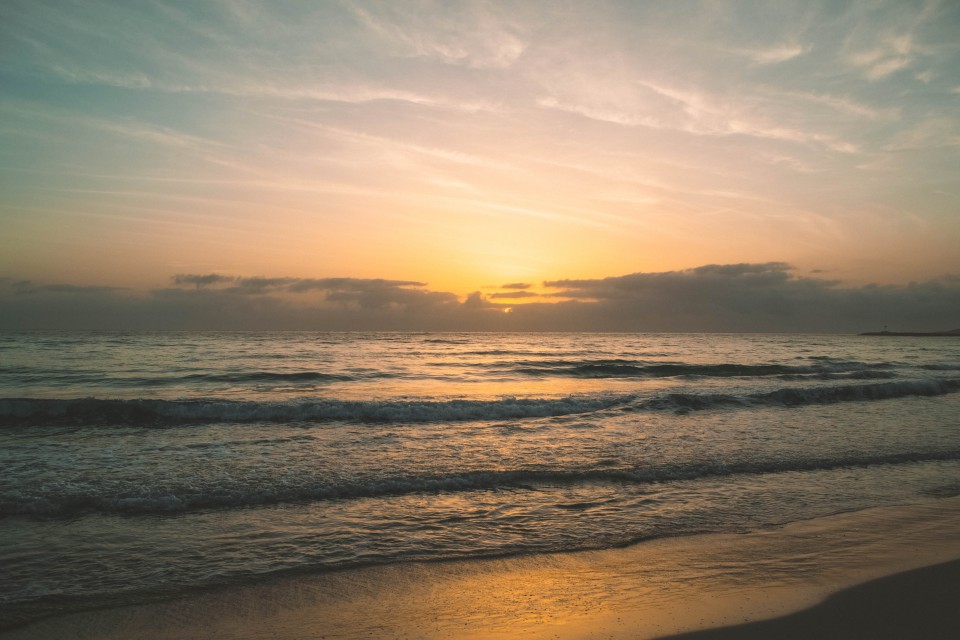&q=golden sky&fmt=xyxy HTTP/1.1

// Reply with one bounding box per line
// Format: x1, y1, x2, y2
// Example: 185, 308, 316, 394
1, 1, 959, 330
